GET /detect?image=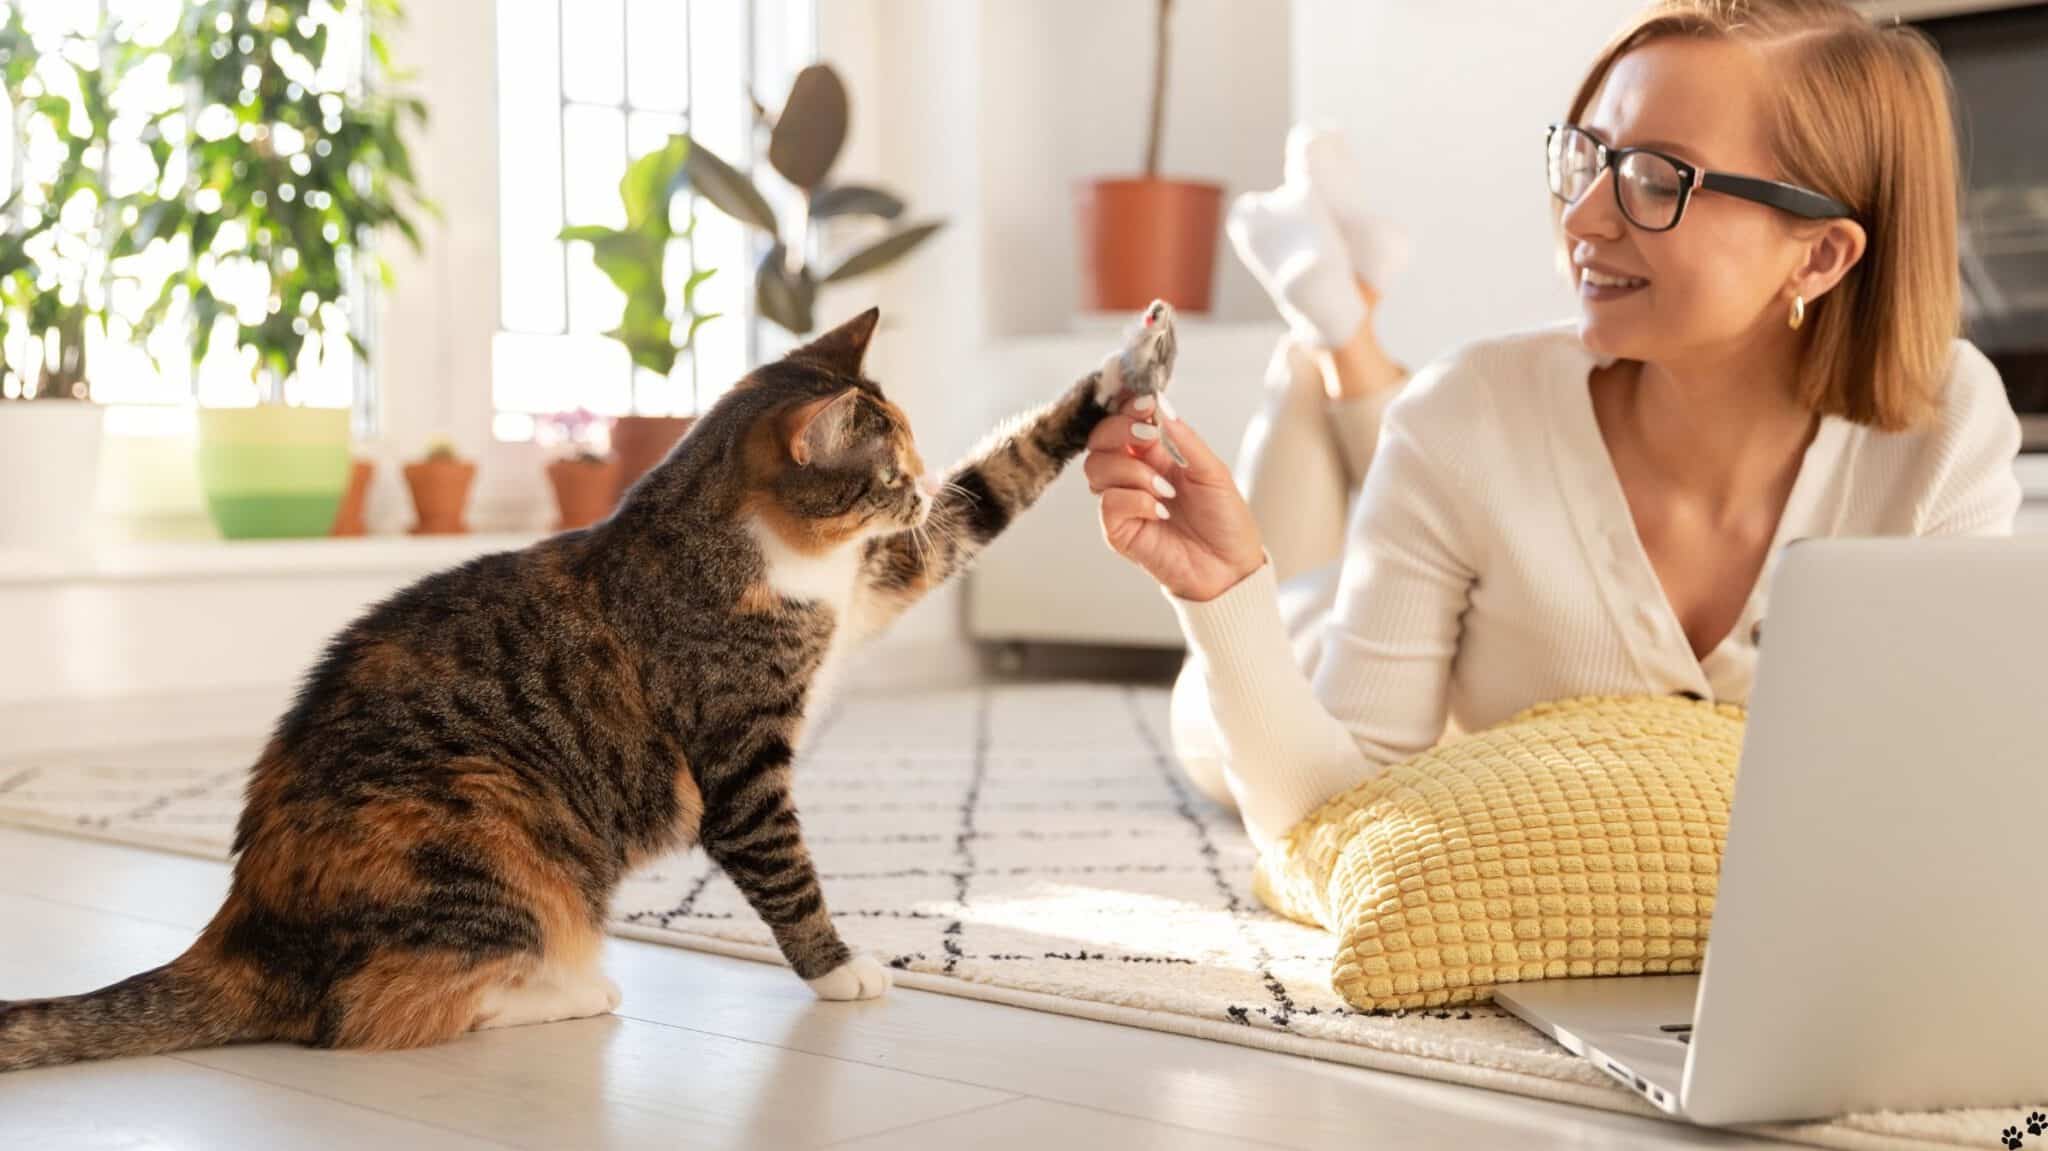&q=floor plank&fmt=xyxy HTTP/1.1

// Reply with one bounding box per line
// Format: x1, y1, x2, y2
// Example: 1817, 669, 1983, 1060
828, 1096, 1295, 1151
181, 1015, 1013, 1151
0, 1057, 509, 1151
